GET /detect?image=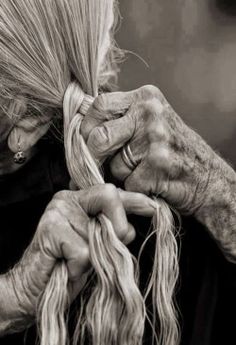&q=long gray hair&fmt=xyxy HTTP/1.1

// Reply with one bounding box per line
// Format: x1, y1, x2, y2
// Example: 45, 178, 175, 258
0, 1, 180, 344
